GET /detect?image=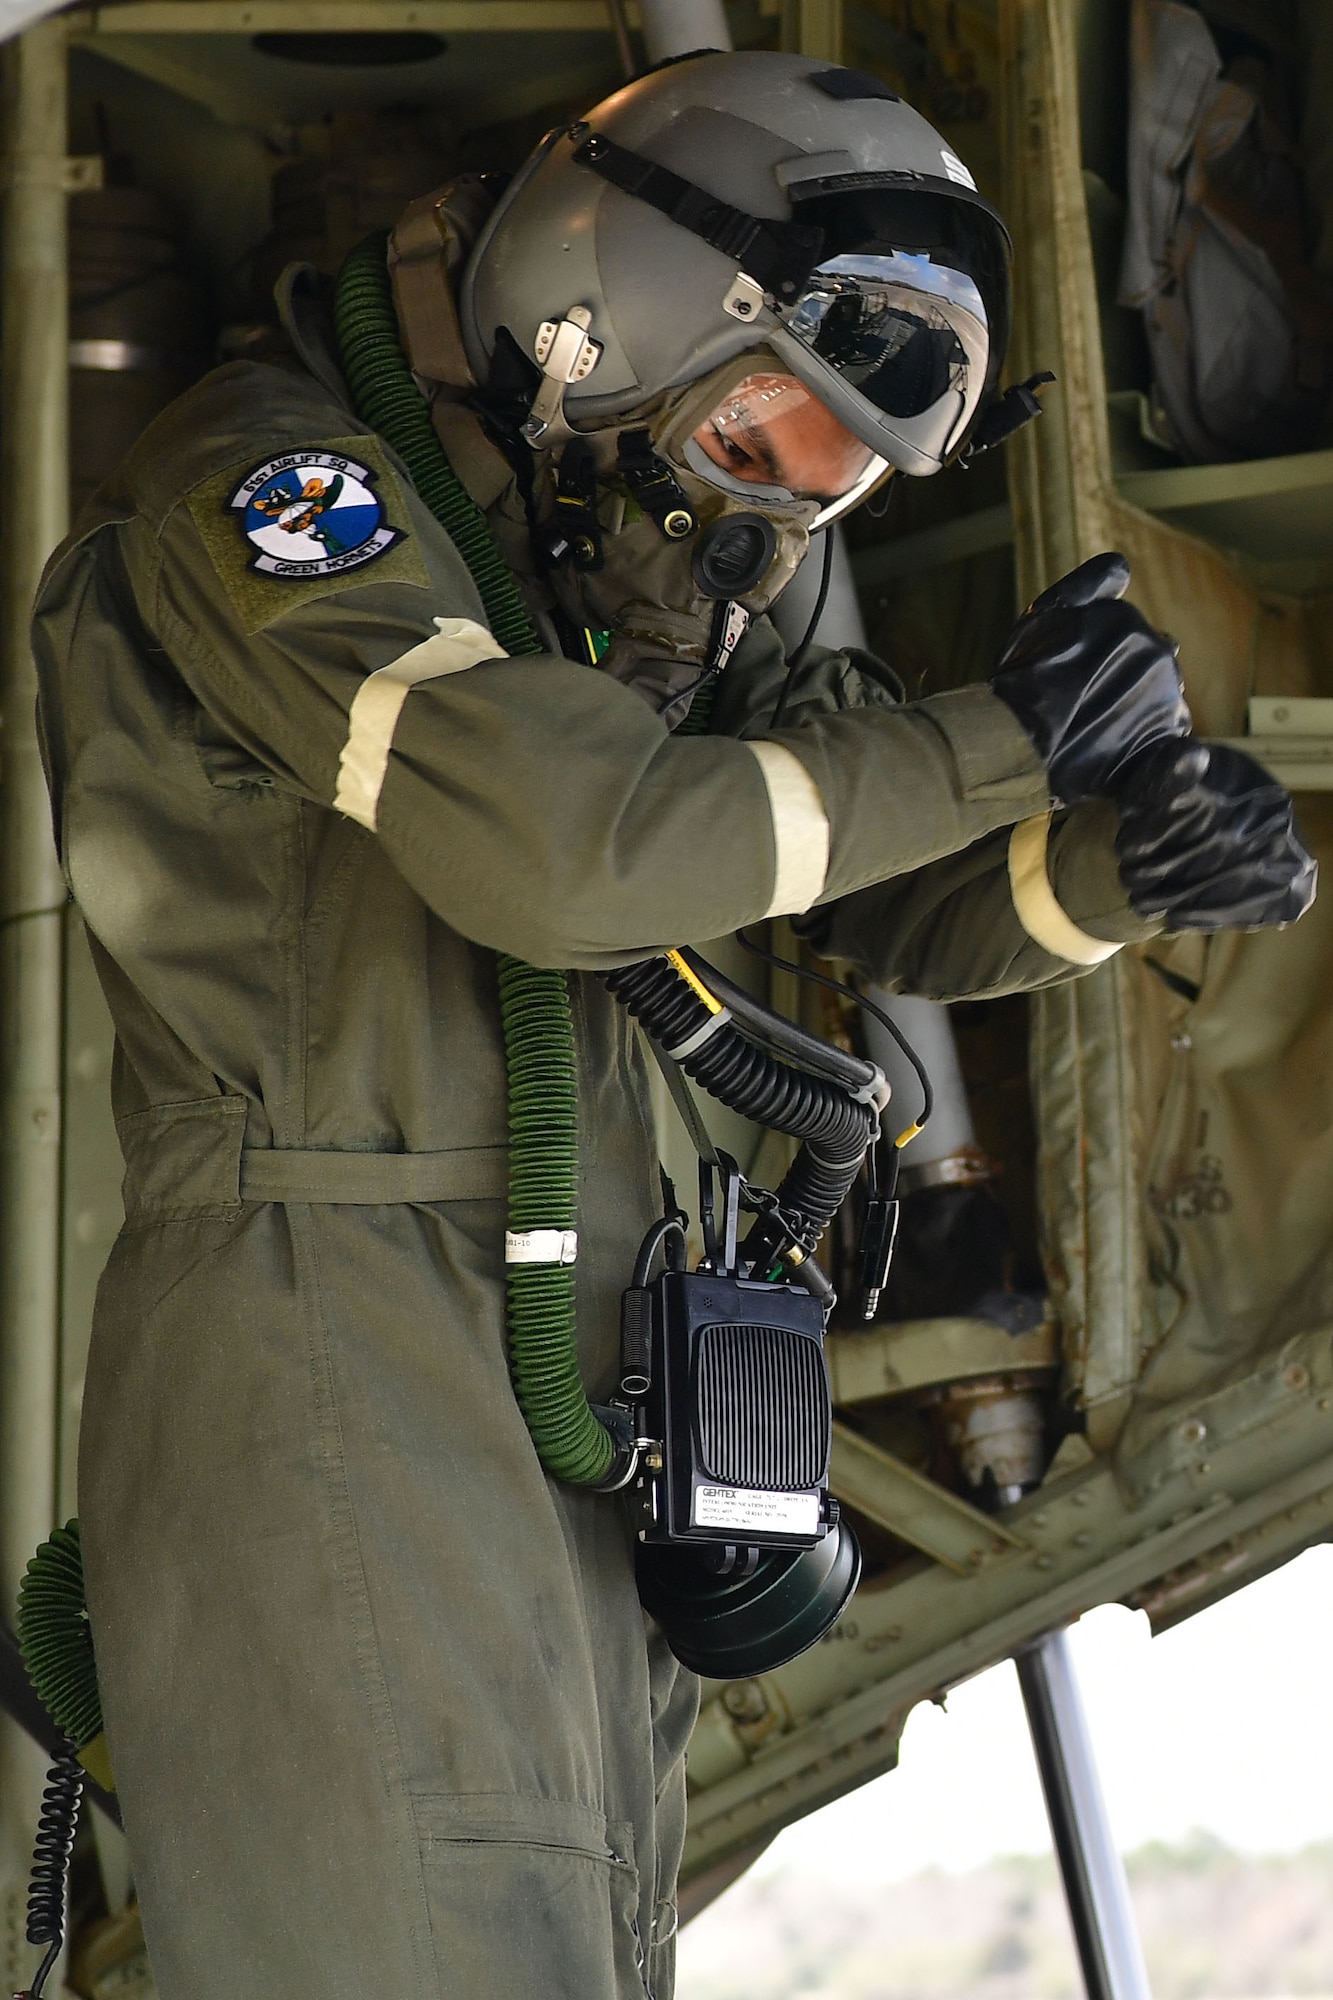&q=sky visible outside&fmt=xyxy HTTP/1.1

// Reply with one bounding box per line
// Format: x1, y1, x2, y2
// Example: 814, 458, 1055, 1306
741, 1543, 1333, 1885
